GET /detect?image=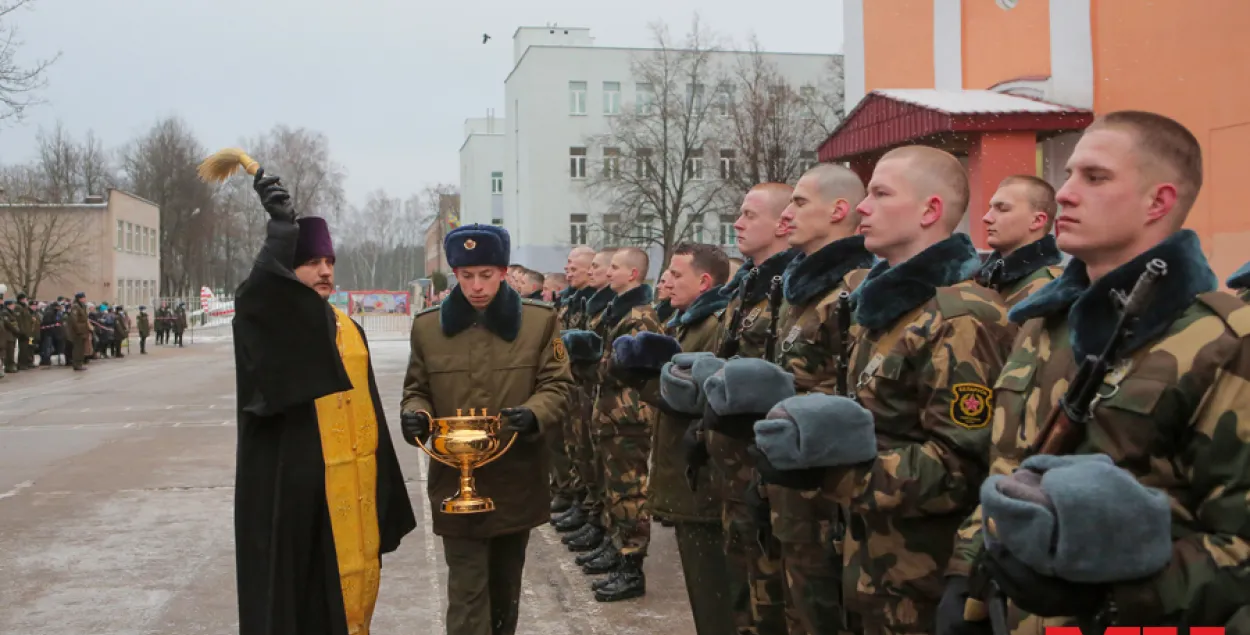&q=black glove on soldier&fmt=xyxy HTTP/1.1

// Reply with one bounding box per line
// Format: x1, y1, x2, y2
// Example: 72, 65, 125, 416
253, 169, 296, 222
400, 411, 431, 447
500, 406, 540, 437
